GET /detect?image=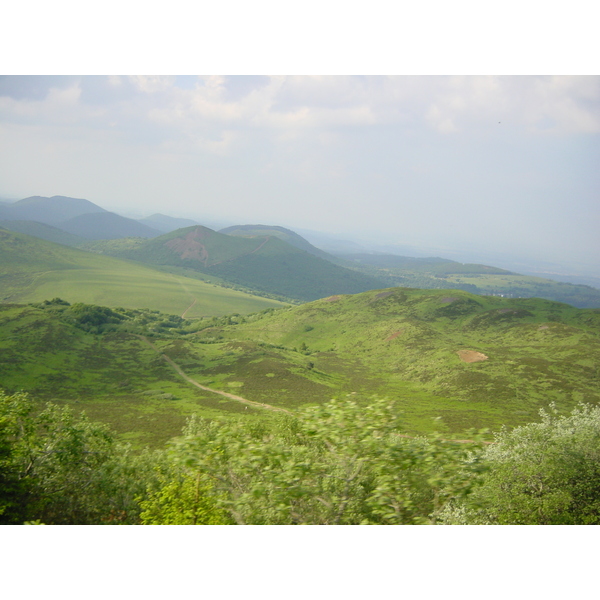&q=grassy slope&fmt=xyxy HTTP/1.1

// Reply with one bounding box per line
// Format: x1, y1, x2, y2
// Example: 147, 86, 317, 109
0, 228, 286, 317
195, 288, 600, 432
0, 304, 271, 447
109, 225, 386, 301
344, 254, 600, 308
2, 287, 598, 446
